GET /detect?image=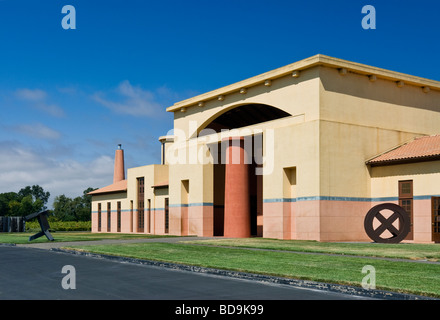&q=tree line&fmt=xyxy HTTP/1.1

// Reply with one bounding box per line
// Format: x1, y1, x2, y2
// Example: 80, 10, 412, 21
0, 185, 96, 221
